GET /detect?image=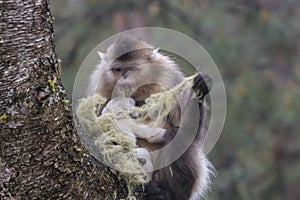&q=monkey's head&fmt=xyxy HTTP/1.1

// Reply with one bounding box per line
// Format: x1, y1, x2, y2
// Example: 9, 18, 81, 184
95, 35, 183, 103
